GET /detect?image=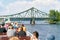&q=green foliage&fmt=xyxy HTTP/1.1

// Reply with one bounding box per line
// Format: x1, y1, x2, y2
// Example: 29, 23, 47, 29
49, 10, 60, 24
